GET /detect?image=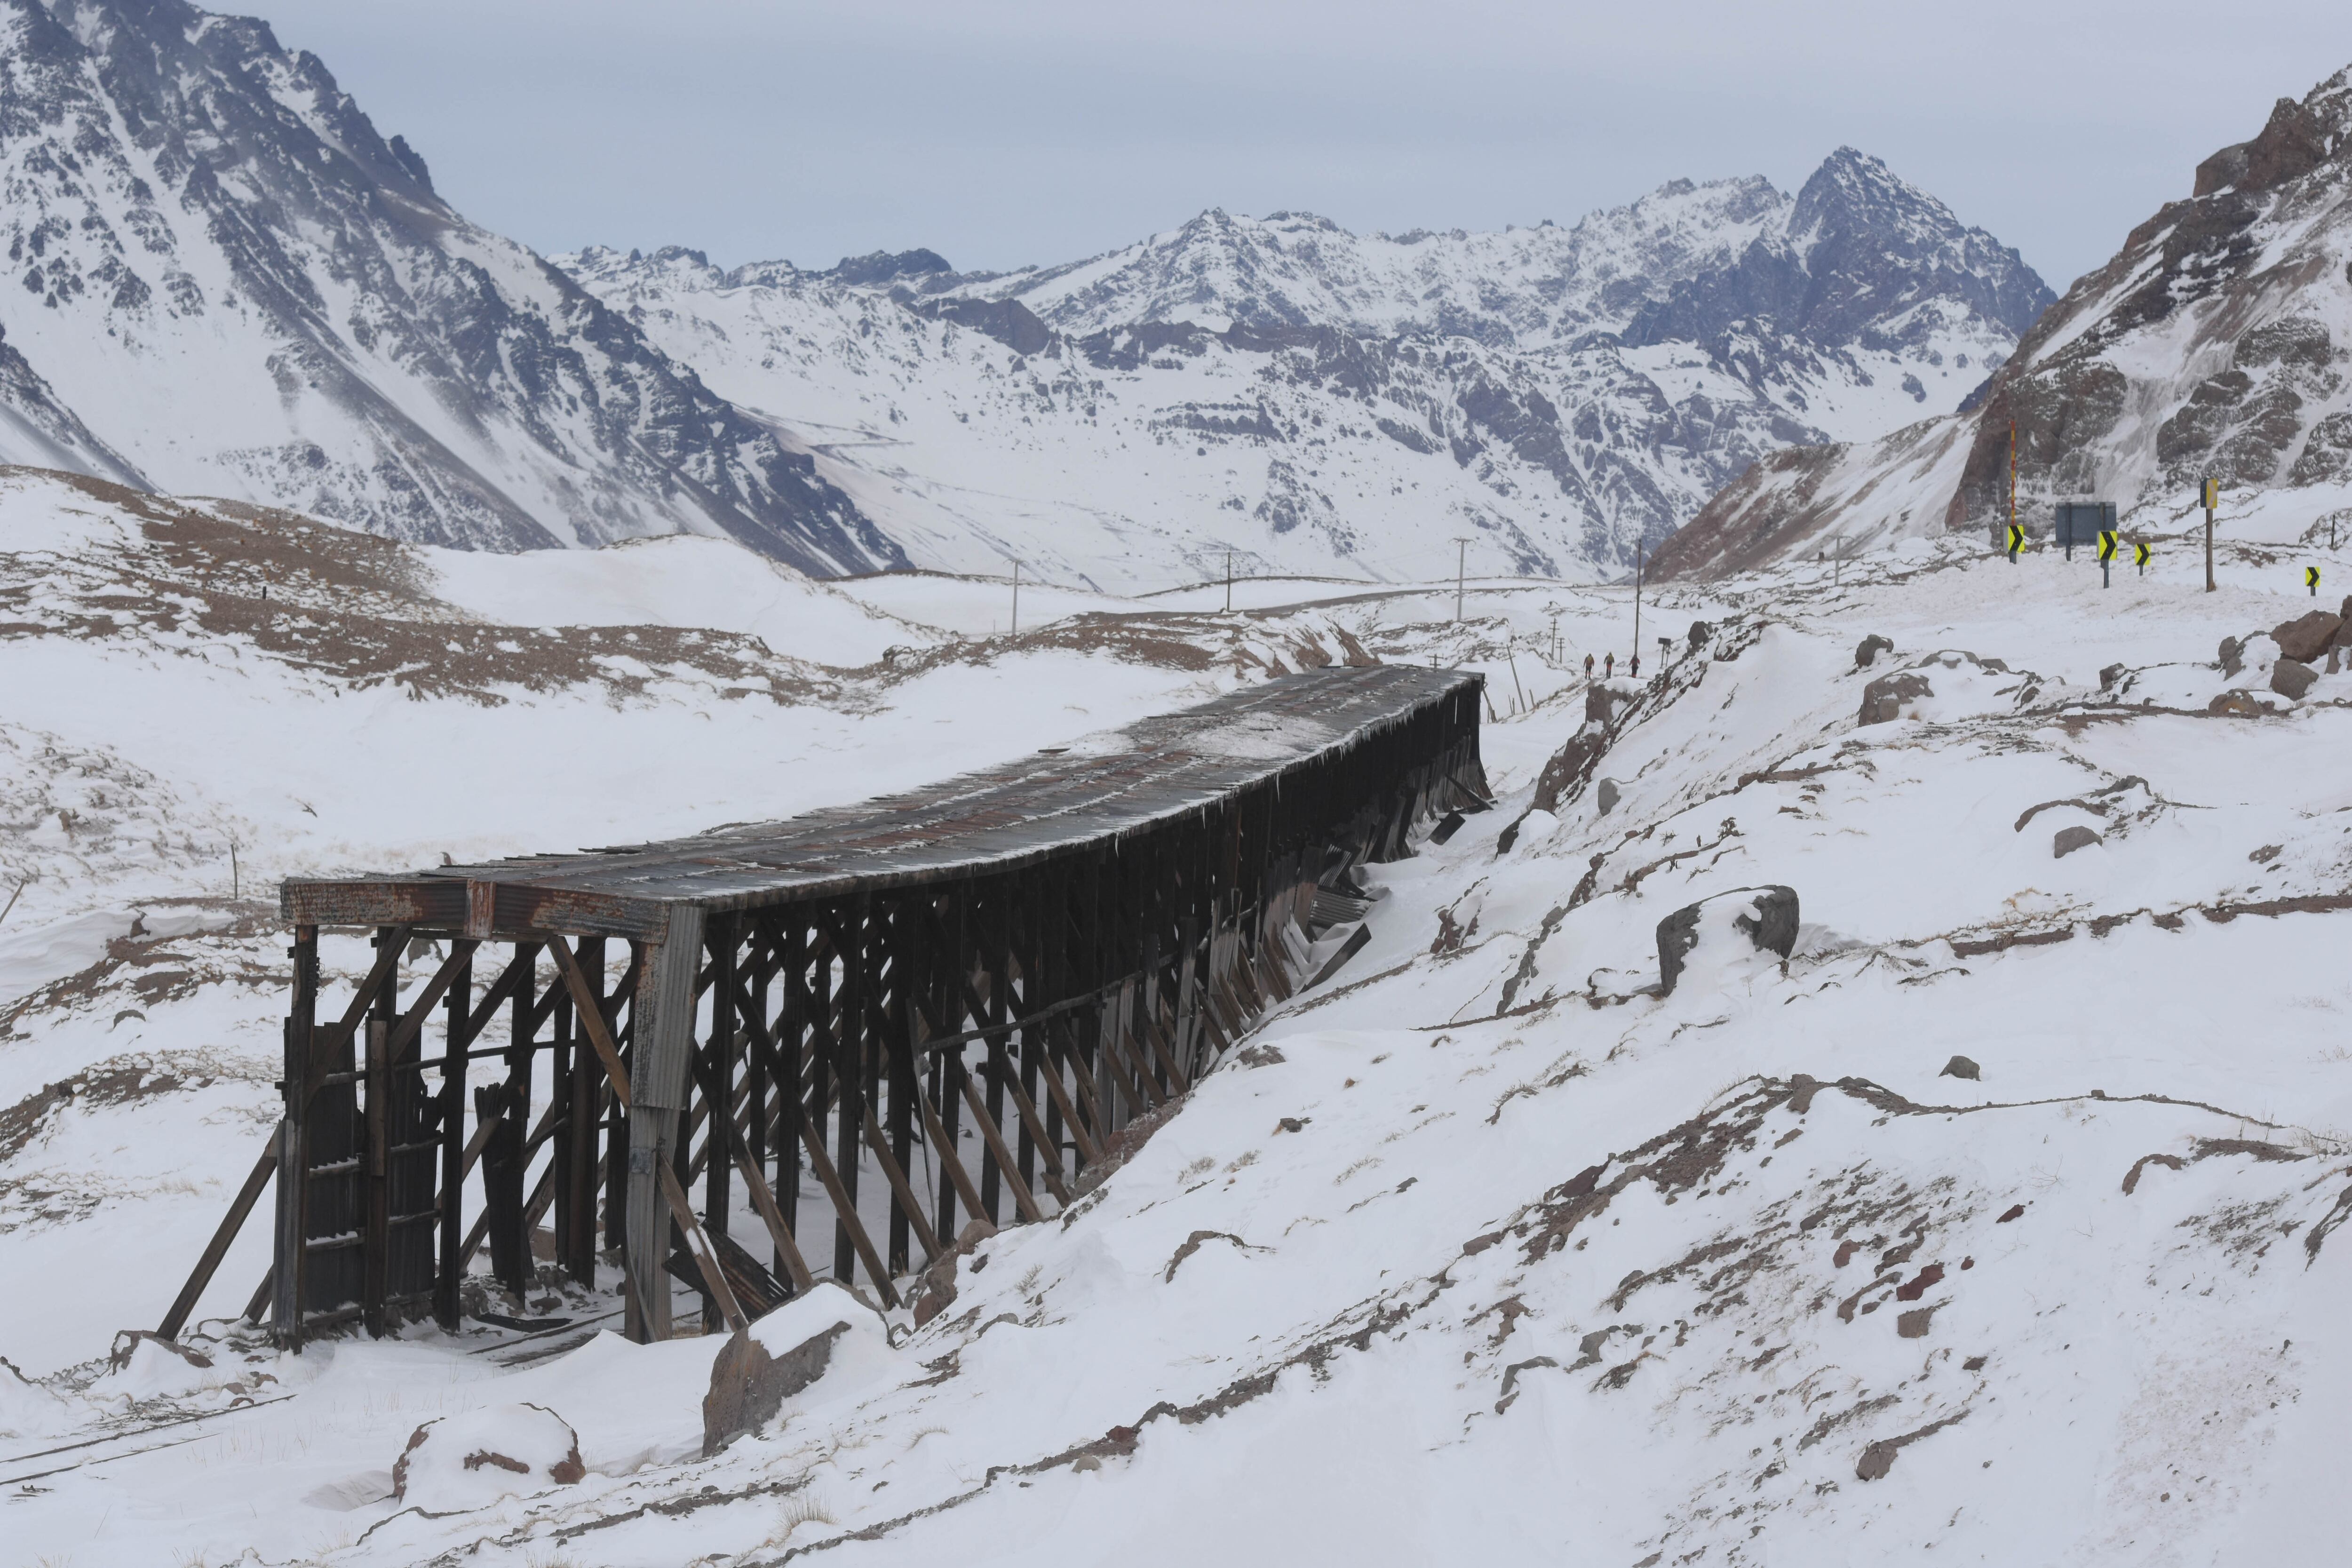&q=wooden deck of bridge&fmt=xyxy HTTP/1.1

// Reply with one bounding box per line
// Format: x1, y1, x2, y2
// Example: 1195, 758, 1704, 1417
161, 665, 1487, 1346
